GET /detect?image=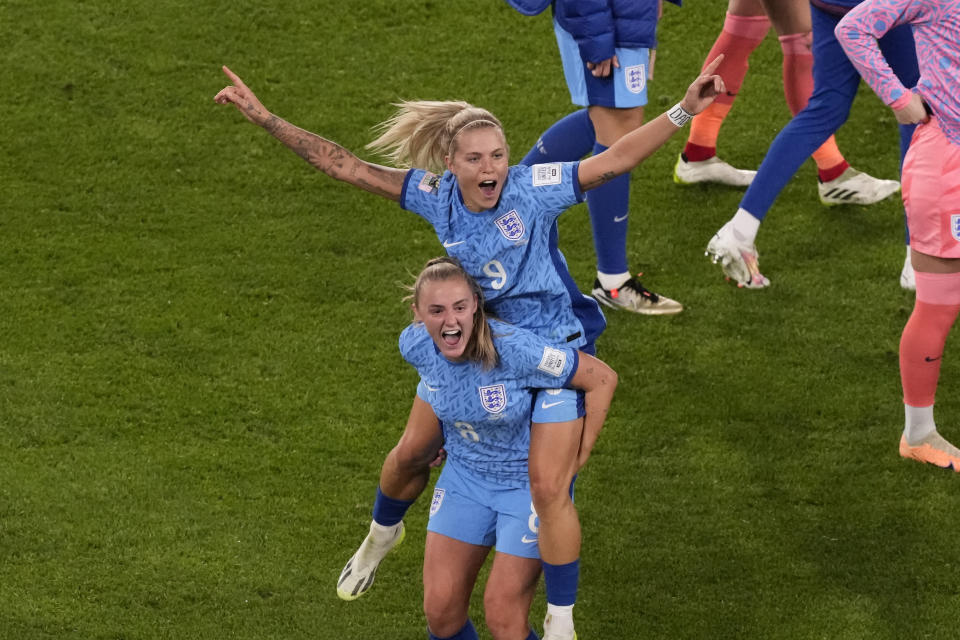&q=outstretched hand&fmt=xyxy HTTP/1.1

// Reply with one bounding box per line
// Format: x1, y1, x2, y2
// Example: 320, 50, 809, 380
214, 66, 270, 127
680, 54, 726, 115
